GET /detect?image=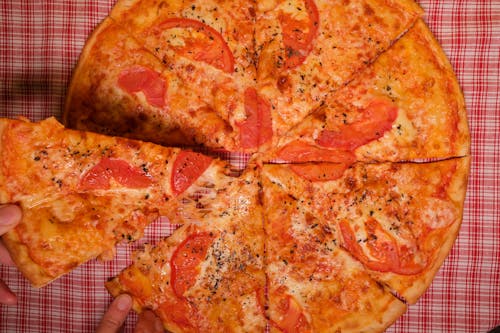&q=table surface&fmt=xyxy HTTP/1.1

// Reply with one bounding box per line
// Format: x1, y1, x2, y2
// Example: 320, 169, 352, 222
0, 1, 499, 332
